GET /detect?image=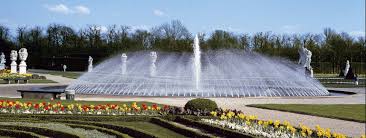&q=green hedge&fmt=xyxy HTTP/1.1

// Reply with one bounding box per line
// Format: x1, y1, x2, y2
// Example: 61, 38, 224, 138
184, 98, 218, 111
52, 120, 157, 138
0, 114, 154, 122
66, 123, 132, 138
175, 116, 254, 138
0, 128, 46, 138
0, 124, 79, 138
150, 117, 214, 138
